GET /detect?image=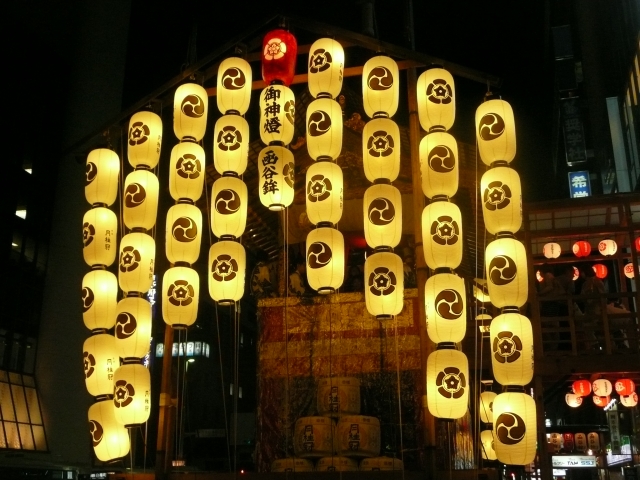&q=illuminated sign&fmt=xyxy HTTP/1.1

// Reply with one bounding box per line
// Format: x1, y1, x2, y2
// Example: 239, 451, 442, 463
551, 456, 596, 468
553, 469, 567, 476
568, 171, 591, 198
